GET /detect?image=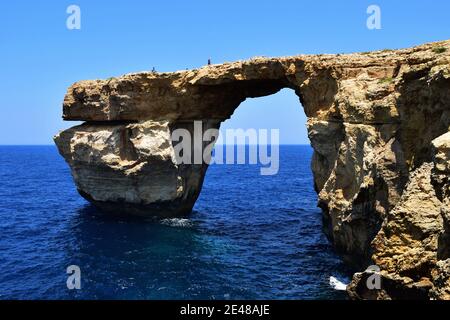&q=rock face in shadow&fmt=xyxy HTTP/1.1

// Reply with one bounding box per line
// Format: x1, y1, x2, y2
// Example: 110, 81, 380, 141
54, 40, 450, 299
